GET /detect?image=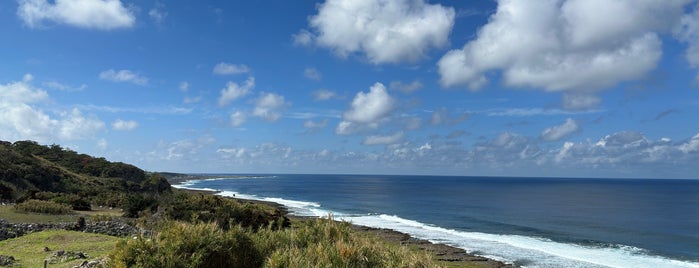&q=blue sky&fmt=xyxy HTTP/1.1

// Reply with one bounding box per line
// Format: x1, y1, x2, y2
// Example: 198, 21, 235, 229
1, 0, 699, 179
